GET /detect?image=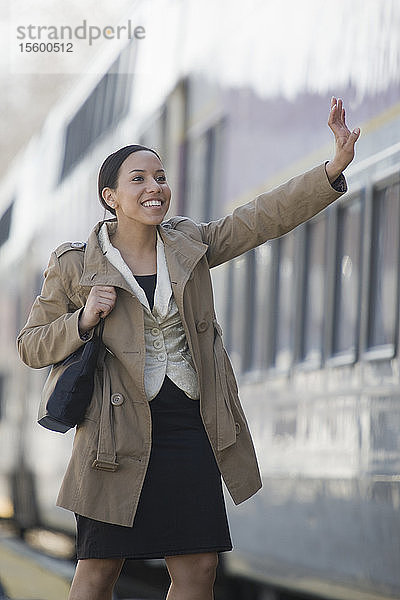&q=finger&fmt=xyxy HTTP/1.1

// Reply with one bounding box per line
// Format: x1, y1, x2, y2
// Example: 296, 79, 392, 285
328, 104, 337, 129
329, 97, 343, 128
91, 285, 116, 293
94, 290, 117, 302
97, 298, 116, 308
329, 108, 351, 137
90, 287, 117, 300
99, 303, 115, 318
95, 303, 115, 317
96, 295, 116, 307
95, 302, 114, 317
344, 127, 361, 150
340, 100, 347, 127
351, 127, 361, 141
